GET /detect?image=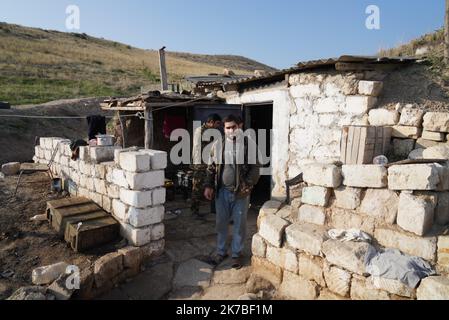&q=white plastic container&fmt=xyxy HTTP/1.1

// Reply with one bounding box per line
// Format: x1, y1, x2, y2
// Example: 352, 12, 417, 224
96, 135, 115, 146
